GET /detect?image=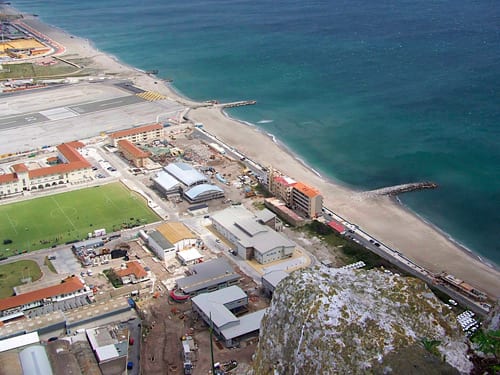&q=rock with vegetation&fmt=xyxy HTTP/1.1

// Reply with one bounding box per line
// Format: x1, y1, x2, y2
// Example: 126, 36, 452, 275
252, 266, 472, 374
